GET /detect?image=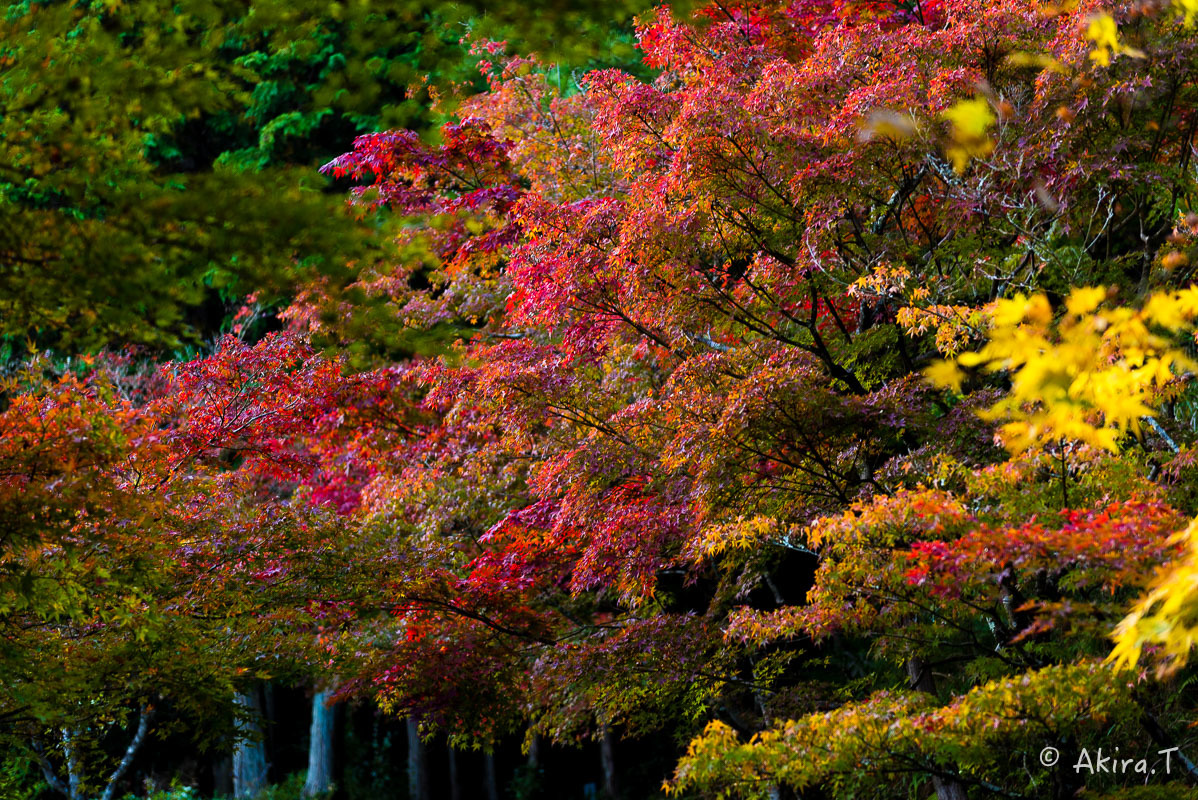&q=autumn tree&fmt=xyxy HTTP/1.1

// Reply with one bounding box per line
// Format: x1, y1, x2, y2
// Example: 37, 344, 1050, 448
12, 0, 1198, 797
297, 0, 1198, 798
